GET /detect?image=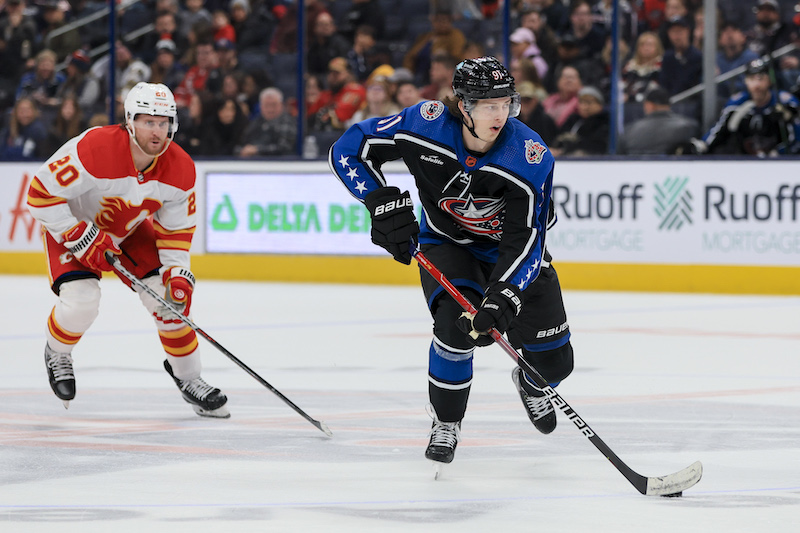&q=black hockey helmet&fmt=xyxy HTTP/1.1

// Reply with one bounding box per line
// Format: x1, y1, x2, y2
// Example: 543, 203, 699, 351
745, 58, 770, 77
452, 56, 520, 117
